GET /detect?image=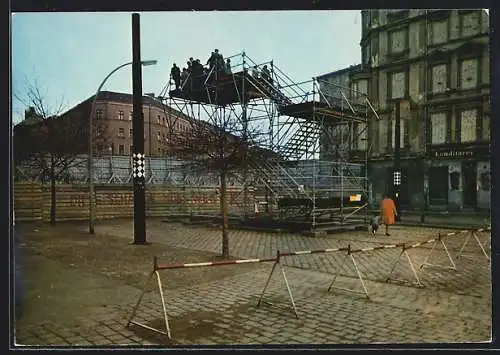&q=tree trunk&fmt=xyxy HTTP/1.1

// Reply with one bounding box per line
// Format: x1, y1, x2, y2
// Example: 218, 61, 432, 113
50, 154, 56, 226
219, 171, 229, 258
